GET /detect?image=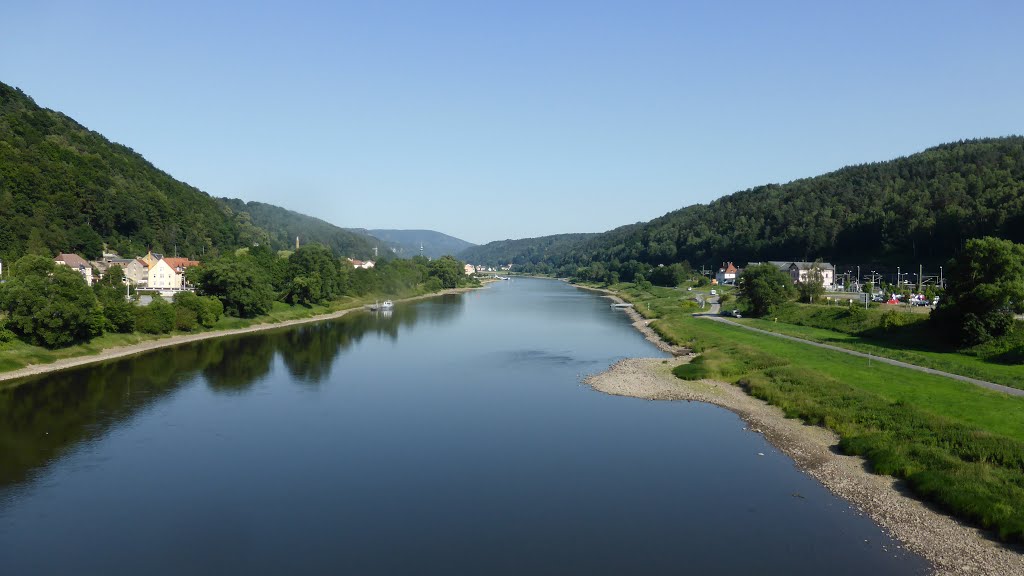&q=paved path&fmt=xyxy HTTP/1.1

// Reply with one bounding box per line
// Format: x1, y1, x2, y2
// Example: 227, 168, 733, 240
699, 315, 1024, 397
